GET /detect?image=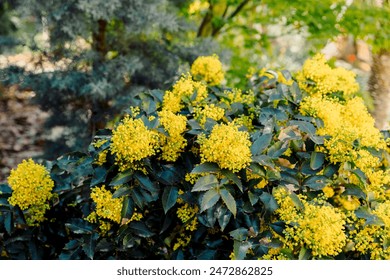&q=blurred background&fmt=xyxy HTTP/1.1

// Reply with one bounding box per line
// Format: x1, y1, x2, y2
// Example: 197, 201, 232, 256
0, 0, 389, 182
